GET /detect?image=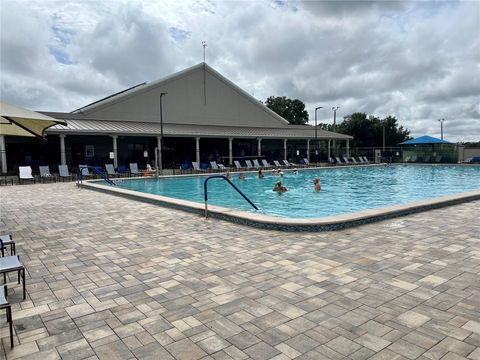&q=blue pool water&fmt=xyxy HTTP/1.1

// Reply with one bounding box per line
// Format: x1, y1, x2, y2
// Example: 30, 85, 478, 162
115, 165, 480, 218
